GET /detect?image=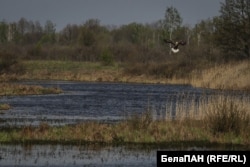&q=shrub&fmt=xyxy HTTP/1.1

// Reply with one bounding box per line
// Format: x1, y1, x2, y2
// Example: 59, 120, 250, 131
204, 96, 250, 135
100, 49, 114, 66
0, 51, 24, 74
124, 61, 198, 79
